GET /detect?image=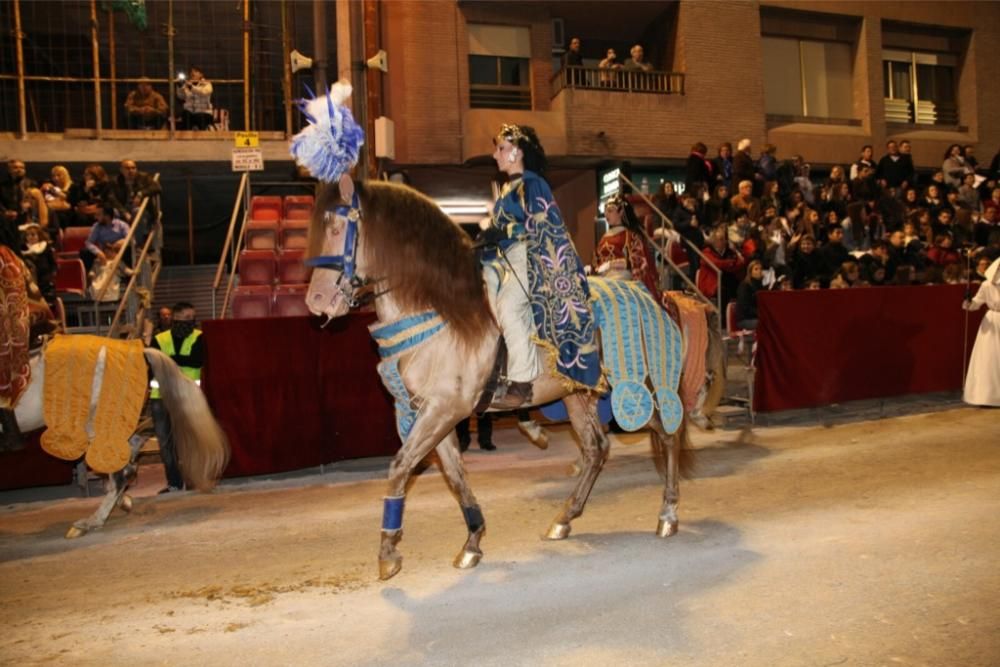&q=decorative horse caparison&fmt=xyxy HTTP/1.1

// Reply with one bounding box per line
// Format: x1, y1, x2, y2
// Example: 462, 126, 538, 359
9, 338, 230, 538
306, 180, 696, 581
